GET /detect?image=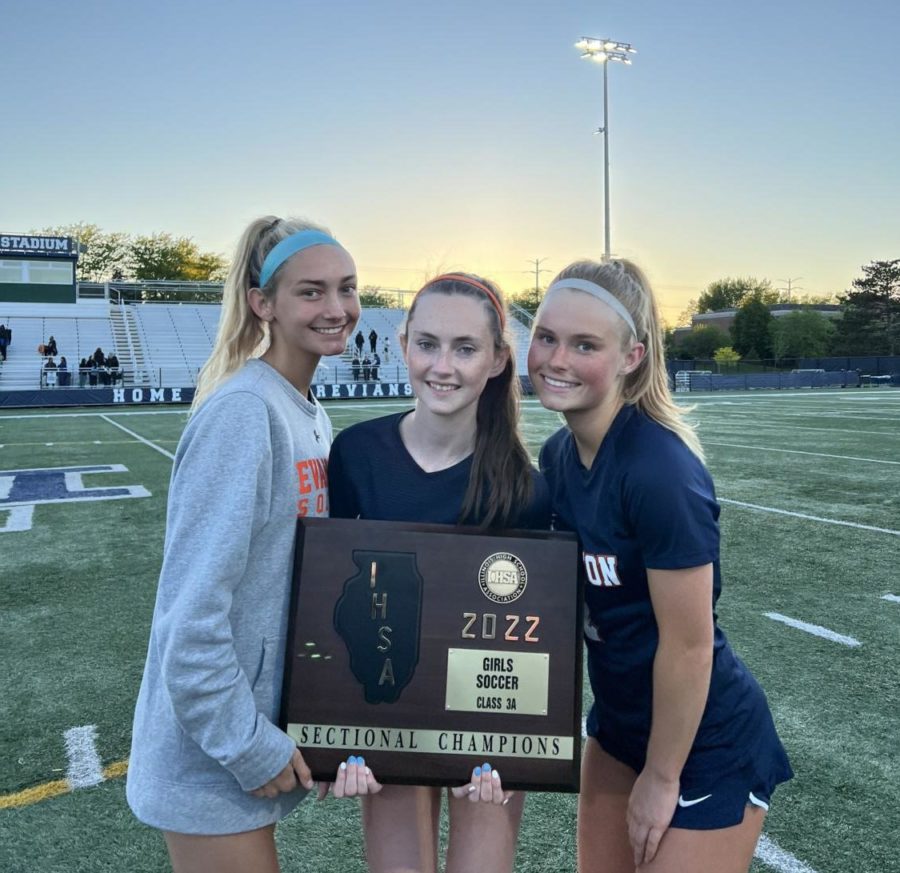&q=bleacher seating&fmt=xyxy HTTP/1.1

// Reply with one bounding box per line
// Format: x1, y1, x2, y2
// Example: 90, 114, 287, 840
0, 302, 533, 392
507, 317, 533, 374
0, 301, 116, 390
332, 309, 408, 384
131, 304, 220, 386
129, 305, 411, 387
